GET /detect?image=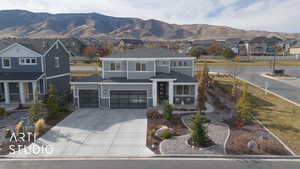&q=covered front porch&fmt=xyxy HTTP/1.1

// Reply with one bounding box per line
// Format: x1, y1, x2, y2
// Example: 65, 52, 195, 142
151, 80, 198, 108
0, 72, 45, 105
